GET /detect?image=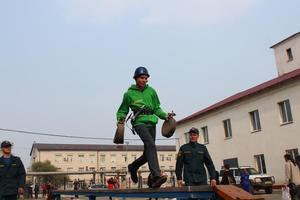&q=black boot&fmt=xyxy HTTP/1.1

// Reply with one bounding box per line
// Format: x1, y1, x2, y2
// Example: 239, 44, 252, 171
151, 175, 167, 188
128, 164, 138, 183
